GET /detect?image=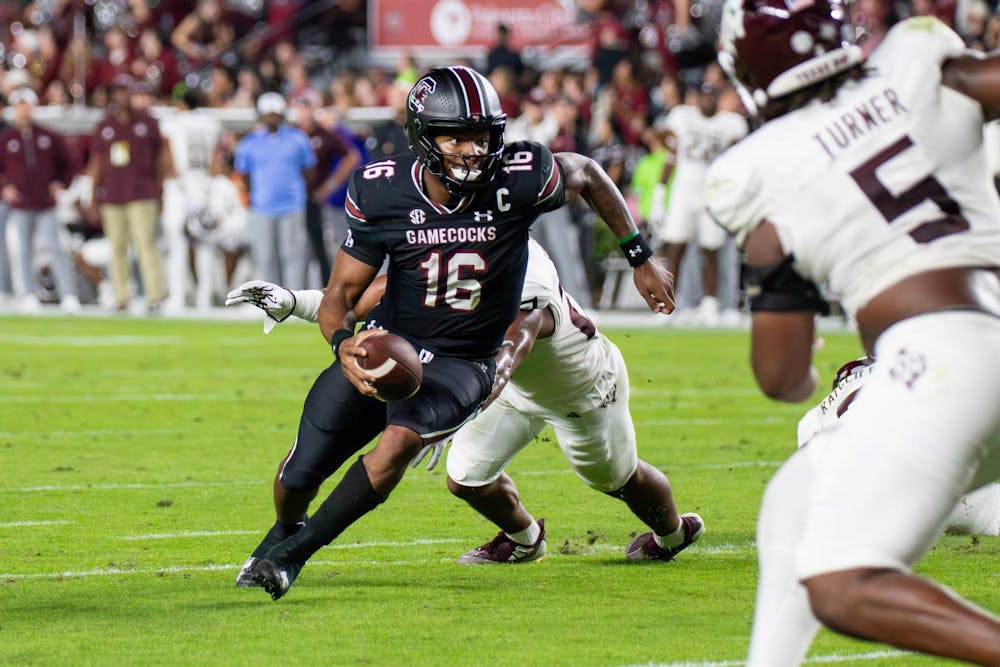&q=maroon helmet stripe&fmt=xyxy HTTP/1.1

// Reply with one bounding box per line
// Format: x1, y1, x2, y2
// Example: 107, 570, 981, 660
453, 67, 483, 116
